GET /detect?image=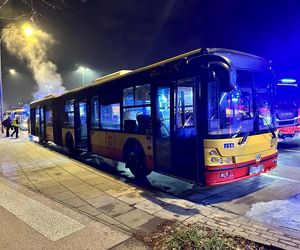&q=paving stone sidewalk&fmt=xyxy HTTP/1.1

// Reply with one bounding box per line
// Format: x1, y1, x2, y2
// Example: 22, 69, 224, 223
0, 133, 299, 250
